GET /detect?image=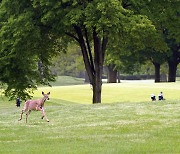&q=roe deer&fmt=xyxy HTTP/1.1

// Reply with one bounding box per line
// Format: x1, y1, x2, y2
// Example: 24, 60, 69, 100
18, 92, 50, 123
